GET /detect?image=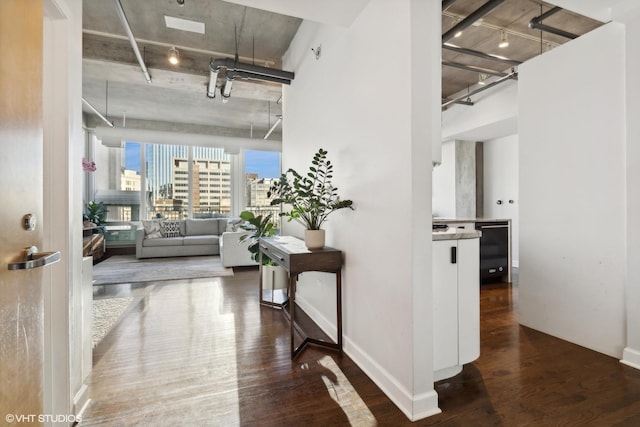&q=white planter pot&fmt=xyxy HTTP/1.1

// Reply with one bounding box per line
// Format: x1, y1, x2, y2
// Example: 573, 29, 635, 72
262, 264, 288, 290
304, 229, 325, 249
